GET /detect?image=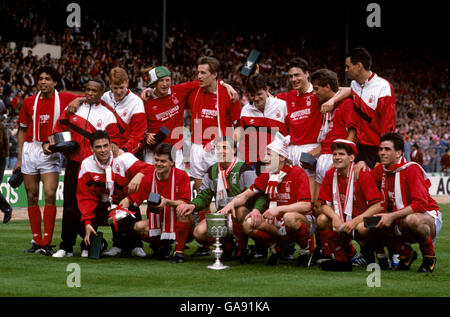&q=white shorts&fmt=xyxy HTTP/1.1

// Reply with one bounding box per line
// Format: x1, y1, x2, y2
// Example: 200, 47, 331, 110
144, 148, 185, 170
428, 210, 443, 244
315, 154, 333, 184
21, 141, 61, 175
266, 214, 316, 237
189, 143, 218, 179
288, 143, 320, 177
